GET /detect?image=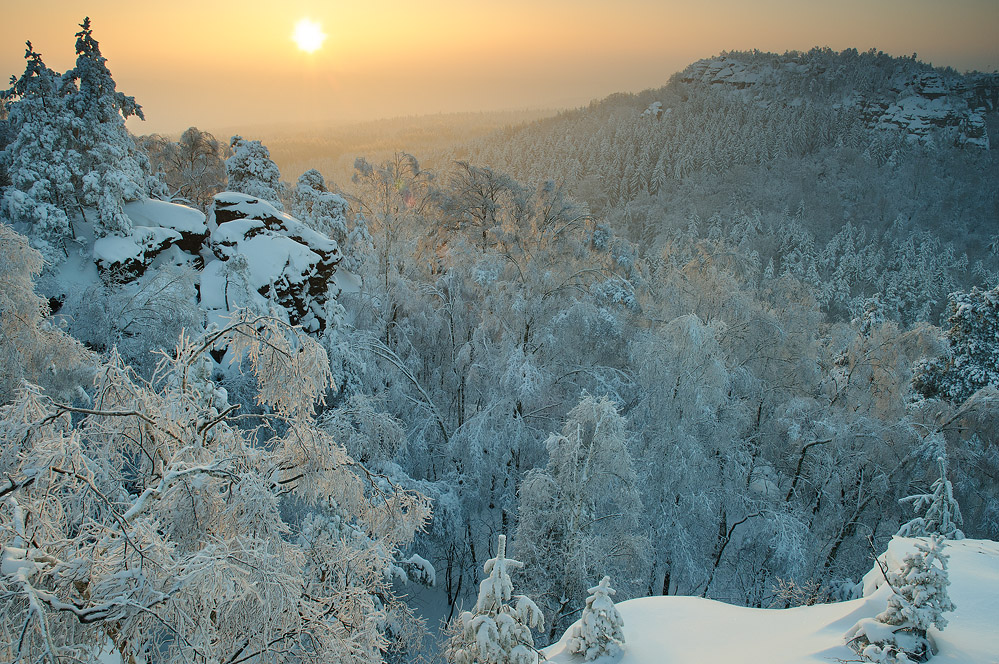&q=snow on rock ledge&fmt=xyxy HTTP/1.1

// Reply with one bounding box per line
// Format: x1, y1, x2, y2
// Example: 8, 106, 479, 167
205, 192, 343, 333
93, 200, 208, 279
